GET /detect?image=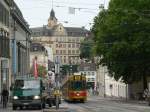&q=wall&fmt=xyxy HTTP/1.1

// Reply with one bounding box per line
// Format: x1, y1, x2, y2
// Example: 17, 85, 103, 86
96, 65, 127, 98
